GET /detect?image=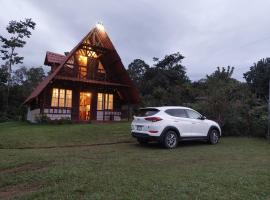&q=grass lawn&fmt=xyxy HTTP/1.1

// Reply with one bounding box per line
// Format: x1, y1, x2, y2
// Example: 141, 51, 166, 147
0, 122, 270, 200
